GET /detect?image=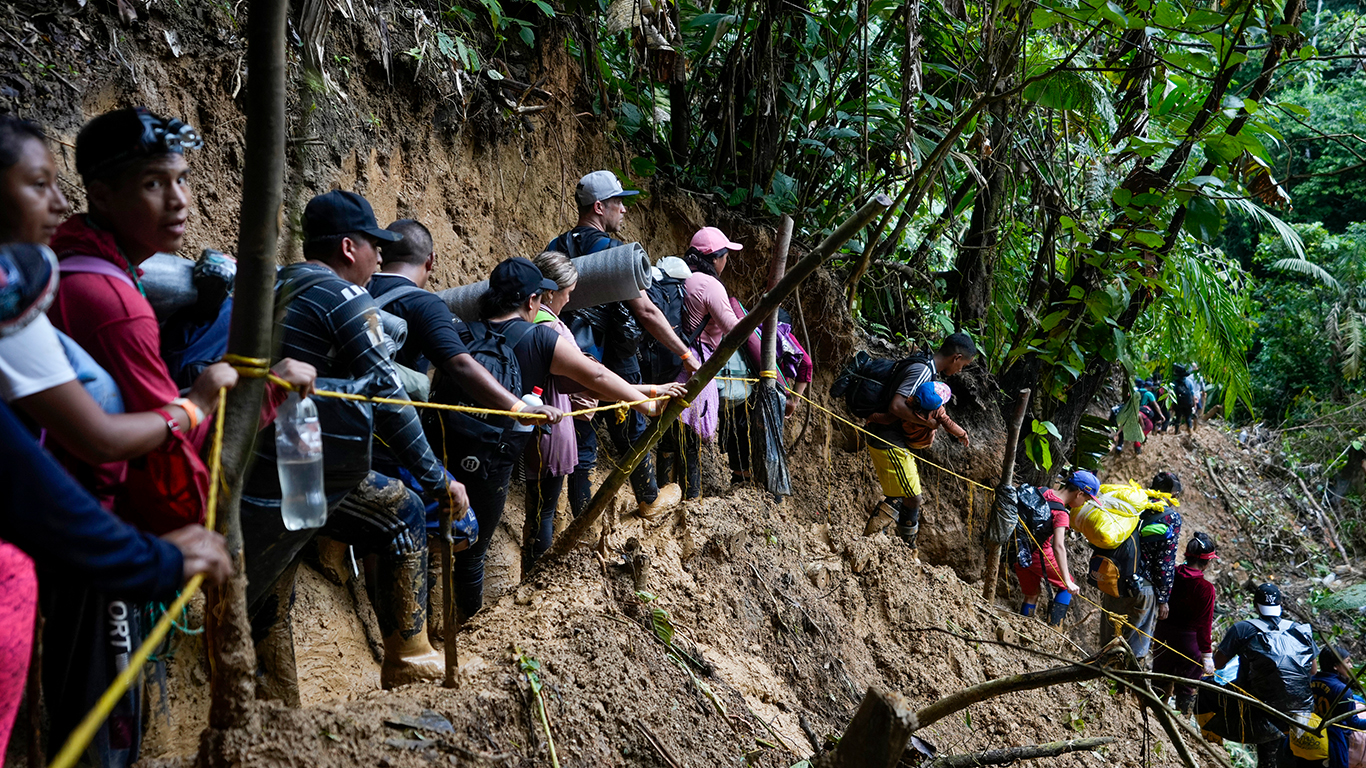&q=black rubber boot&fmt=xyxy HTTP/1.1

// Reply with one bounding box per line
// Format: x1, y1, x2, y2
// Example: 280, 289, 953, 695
895, 523, 919, 549
896, 499, 921, 549
1047, 597, 1070, 627
1174, 691, 1196, 716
